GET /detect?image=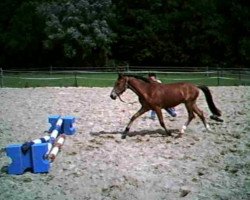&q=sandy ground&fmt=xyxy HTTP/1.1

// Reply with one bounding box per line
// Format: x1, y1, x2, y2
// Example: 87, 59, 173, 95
0, 86, 249, 200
